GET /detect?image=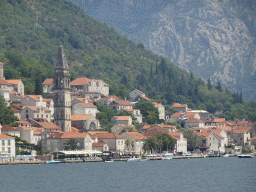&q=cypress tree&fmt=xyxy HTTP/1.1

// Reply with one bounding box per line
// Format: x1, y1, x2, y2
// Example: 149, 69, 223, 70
35, 72, 43, 96
207, 77, 212, 90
